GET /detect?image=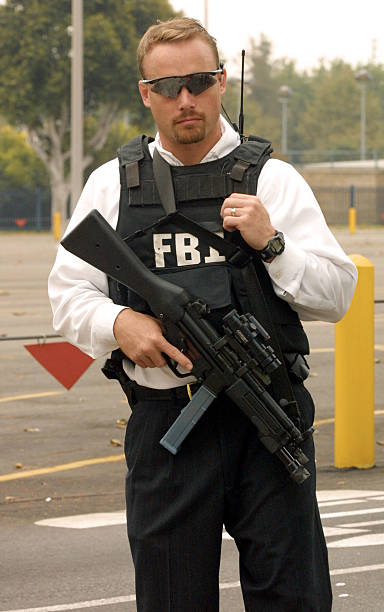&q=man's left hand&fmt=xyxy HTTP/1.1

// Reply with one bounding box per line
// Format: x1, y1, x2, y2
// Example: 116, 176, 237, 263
221, 193, 275, 250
